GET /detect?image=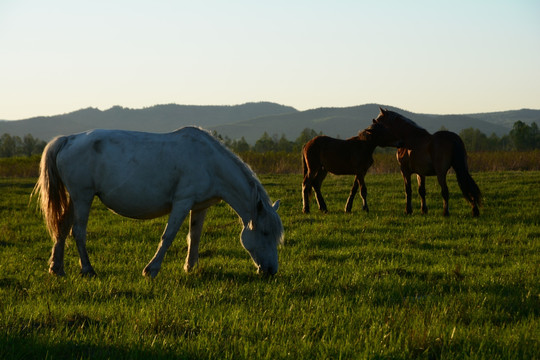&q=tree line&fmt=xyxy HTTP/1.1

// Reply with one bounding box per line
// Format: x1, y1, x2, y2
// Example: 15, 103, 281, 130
217, 121, 539, 153
213, 128, 324, 154
458, 121, 539, 151
0, 134, 47, 158
0, 121, 538, 158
